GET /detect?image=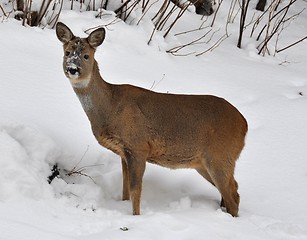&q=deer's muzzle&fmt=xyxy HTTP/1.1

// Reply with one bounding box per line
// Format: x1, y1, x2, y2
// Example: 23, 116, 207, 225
65, 47, 82, 78
67, 66, 80, 76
